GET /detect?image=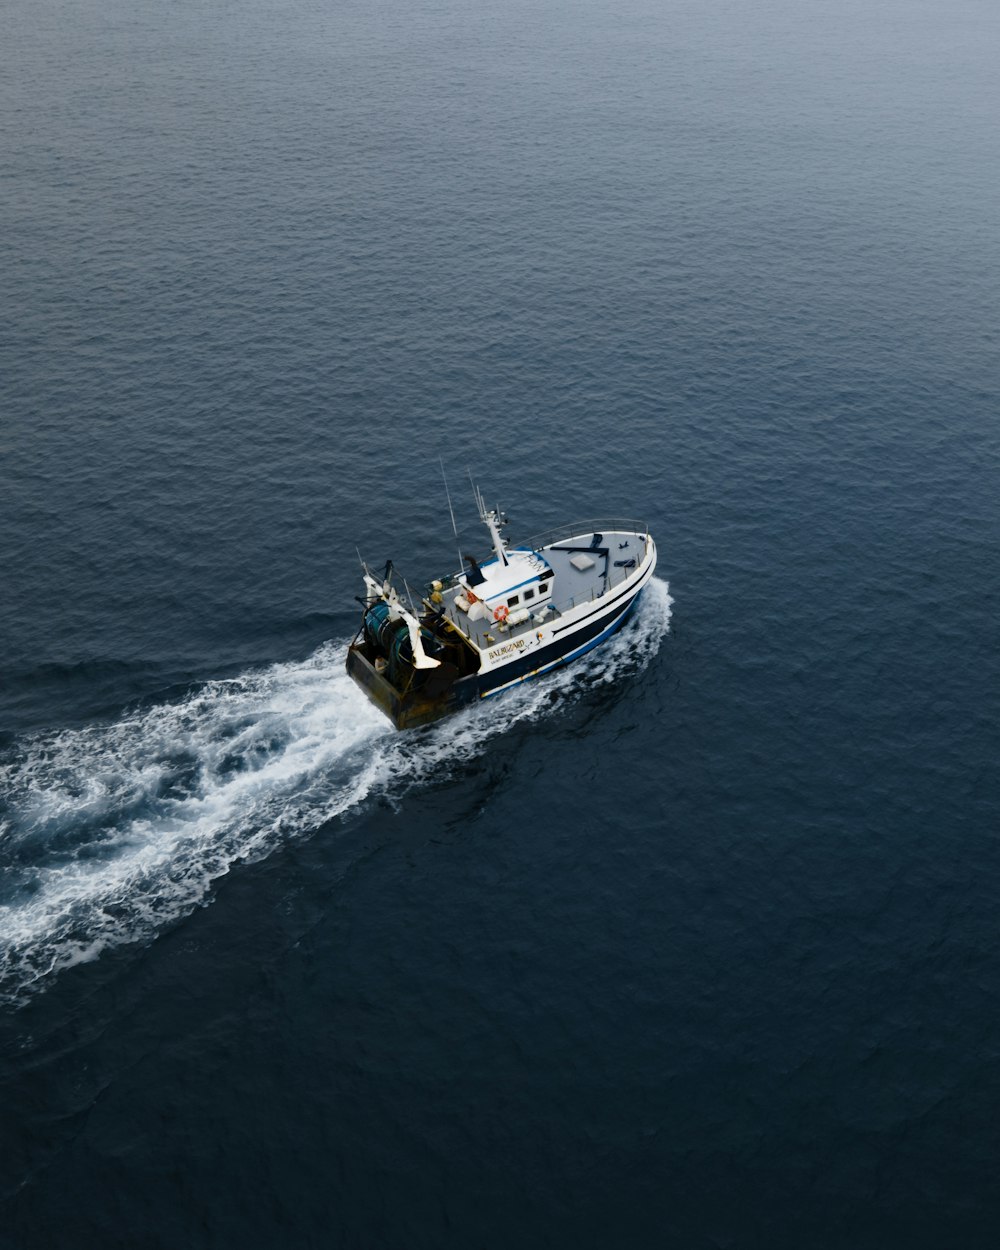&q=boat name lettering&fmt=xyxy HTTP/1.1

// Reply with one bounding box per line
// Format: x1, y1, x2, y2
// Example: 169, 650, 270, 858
491, 638, 527, 657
